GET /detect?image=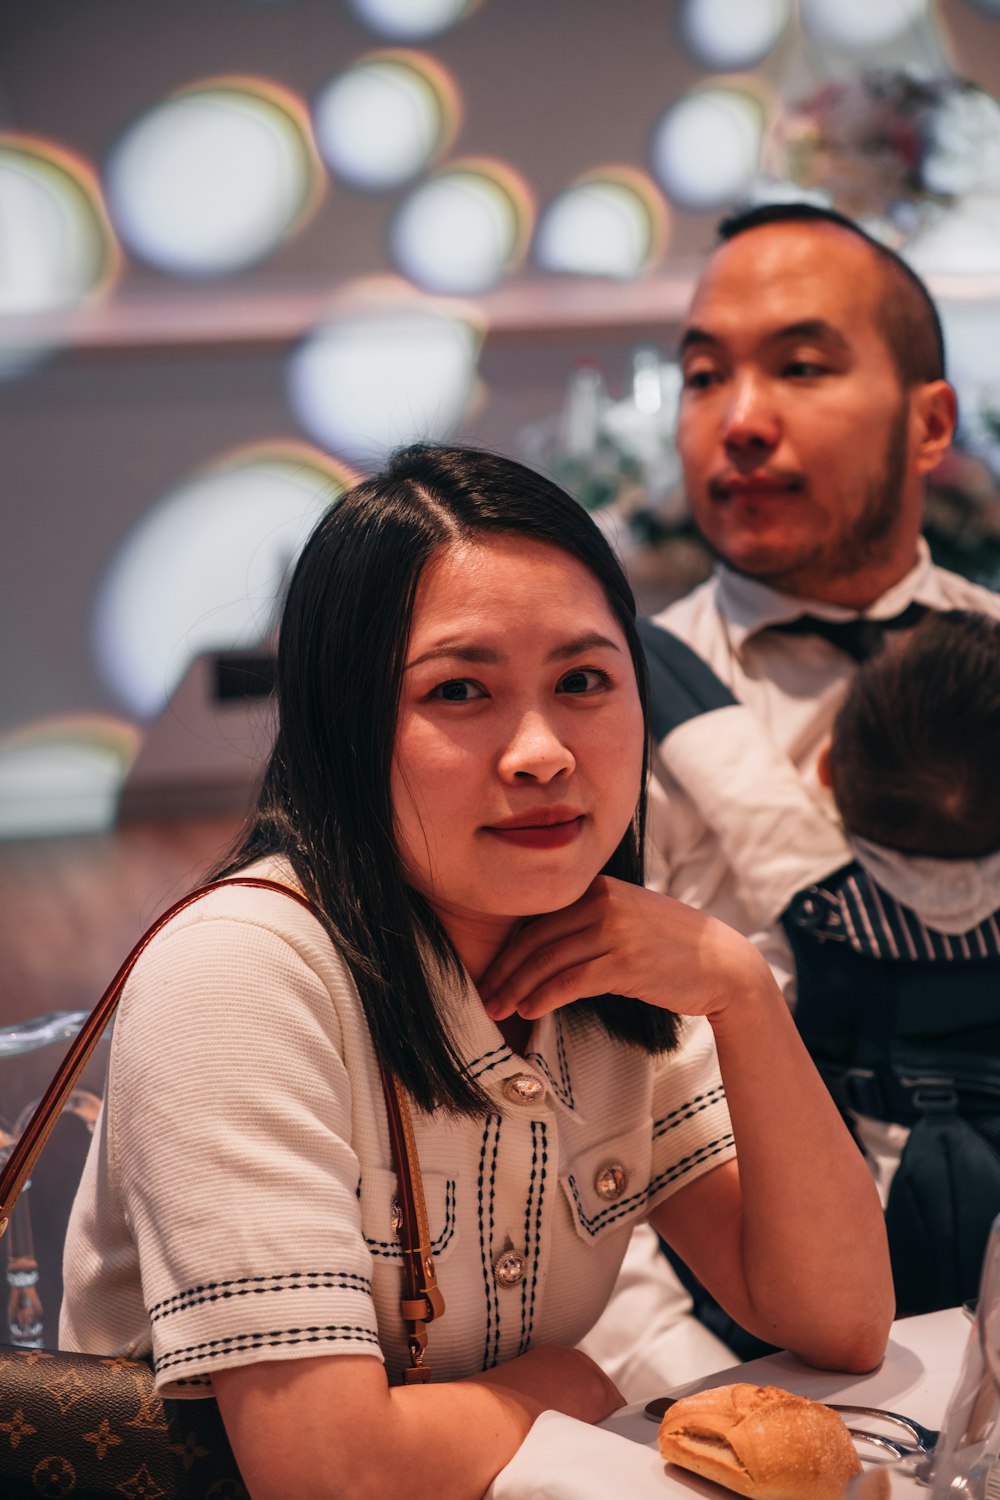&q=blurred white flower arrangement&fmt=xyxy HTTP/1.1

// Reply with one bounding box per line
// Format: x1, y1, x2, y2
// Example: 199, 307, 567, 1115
517, 350, 714, 609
